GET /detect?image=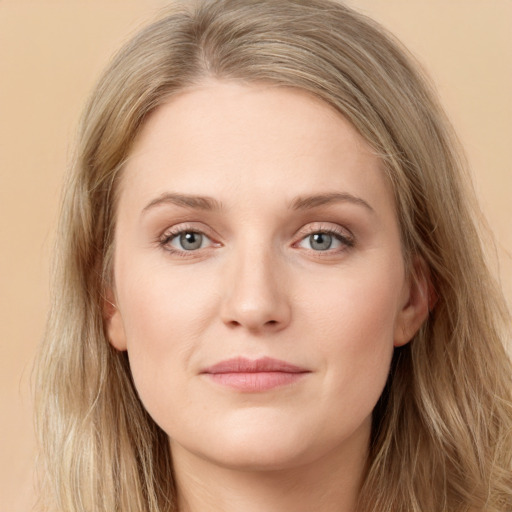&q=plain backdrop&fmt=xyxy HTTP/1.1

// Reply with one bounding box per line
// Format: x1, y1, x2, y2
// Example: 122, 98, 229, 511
1, 1, 511, 510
